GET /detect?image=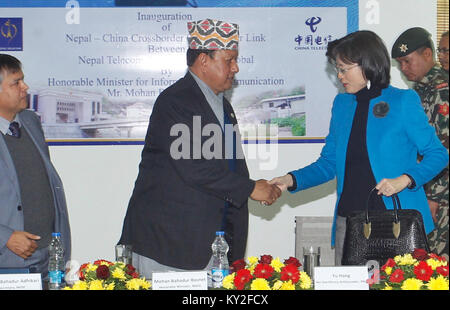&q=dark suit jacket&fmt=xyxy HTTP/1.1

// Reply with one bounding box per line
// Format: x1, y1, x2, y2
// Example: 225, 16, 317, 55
119, 72, 255, 270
